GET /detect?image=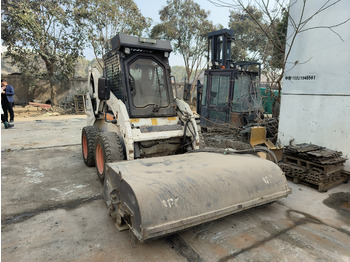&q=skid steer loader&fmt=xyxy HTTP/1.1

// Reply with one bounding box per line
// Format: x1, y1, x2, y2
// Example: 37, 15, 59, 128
81, 33, 290, 242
